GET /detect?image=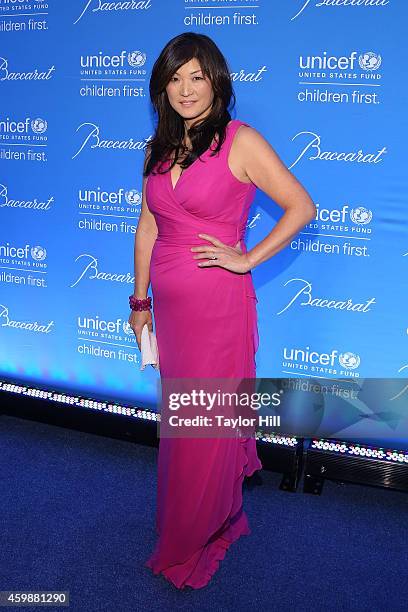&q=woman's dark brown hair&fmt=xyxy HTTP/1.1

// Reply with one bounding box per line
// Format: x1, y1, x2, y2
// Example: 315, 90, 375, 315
144, 32, 236, 177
